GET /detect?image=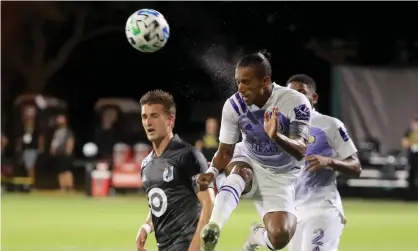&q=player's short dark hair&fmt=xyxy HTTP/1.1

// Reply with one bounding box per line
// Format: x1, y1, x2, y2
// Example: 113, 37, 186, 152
237, 50, 272, 79
140, 90, 176, 116
287, 74, 316, 91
